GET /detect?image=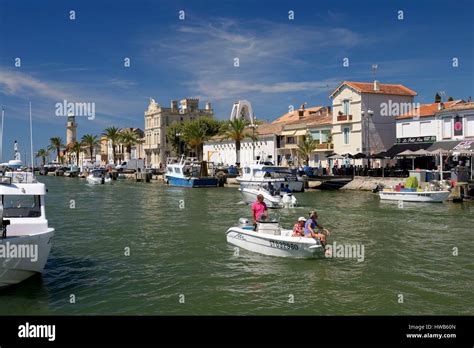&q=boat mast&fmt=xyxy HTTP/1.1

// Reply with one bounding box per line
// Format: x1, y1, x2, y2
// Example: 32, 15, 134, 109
29, 102, 34, 175
0, 106, 4, 163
